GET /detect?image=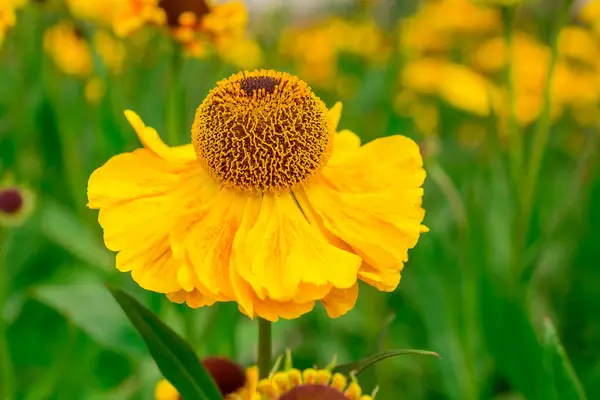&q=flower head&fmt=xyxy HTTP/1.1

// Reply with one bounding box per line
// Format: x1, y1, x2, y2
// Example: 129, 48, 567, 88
88, 69, 426, 321
44, 23, 93, 77
0, 185, 34, 227
155, 356, 374, 400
